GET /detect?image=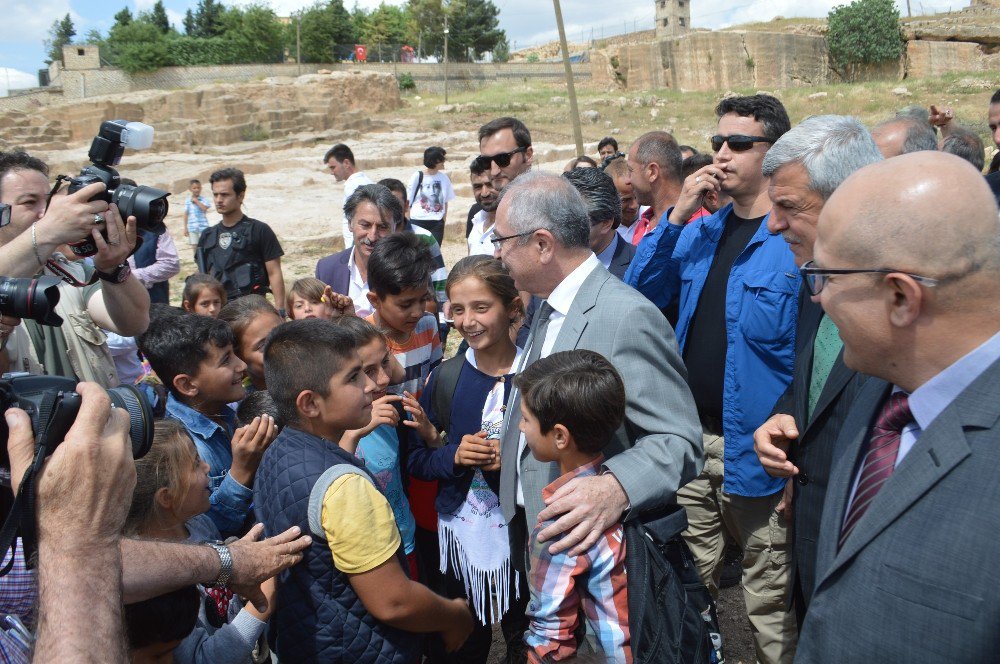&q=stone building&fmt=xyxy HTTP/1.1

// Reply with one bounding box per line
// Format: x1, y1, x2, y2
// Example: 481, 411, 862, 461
655, 0, 691, 40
